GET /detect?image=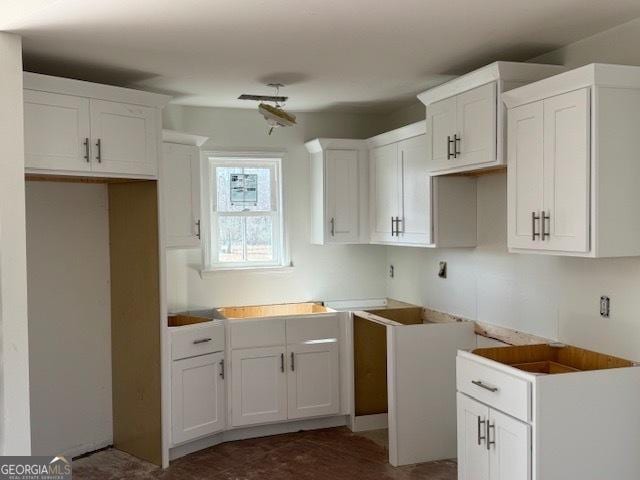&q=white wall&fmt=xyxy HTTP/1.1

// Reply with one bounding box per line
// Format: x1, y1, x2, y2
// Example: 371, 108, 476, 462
387, 16, 640, 361
164, 106, 389, 311
0, 32, 31, 455
26, 182, 113, 457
